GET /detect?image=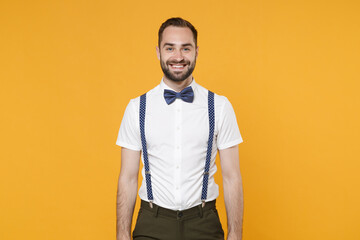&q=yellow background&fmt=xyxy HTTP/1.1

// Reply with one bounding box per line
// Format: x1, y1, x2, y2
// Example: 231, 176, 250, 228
1, 0, 359, 239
